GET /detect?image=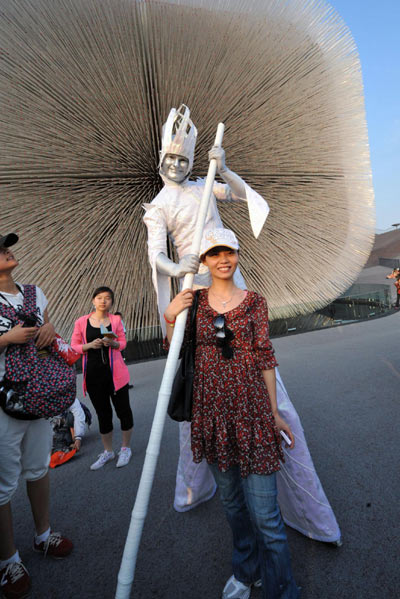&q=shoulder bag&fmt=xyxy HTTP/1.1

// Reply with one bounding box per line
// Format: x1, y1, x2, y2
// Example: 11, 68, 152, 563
167, 290, 200, 422
0, 284, 76, 419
